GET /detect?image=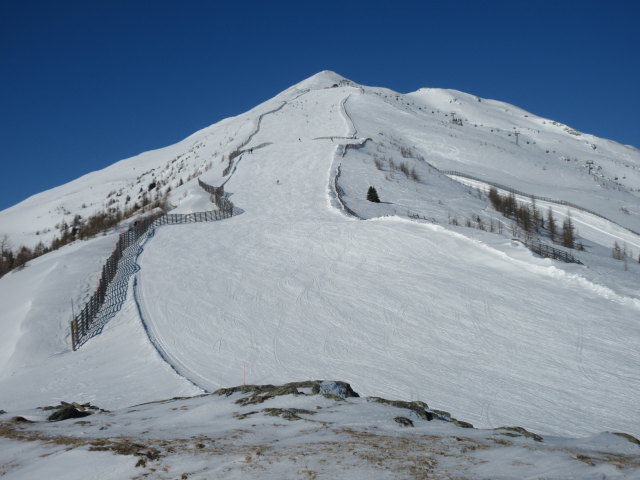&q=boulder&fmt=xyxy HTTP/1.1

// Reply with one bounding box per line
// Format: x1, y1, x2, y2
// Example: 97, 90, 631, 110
48, 405, 92, 422
394, 416, 414, 427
